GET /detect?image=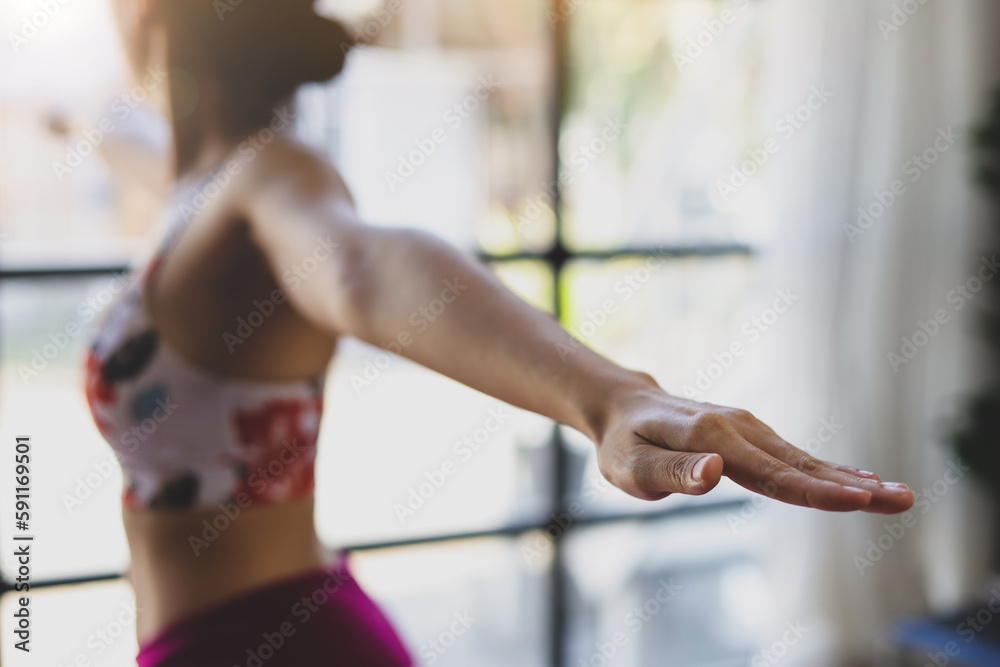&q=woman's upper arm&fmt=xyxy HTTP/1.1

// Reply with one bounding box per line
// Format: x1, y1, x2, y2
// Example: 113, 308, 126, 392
239, 142, 374, 337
